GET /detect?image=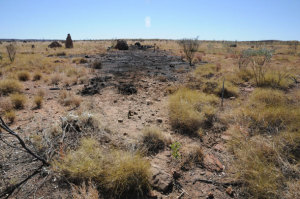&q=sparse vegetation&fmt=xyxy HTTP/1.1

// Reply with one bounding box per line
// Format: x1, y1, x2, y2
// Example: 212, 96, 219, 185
169, 88, 218, 134
53, 138, 151, 198
6, 43, 17, 63
17, 71, 30, 81
4, 110, 16, 123
170, 141, 181, 159
141, 126, 168, 155
0, 79, 22, 95
178, 37, 200, 66
59, 90, 81, 107
34, 95, 43, 108
10, 93, 26, 109
33, 72, 42, 81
